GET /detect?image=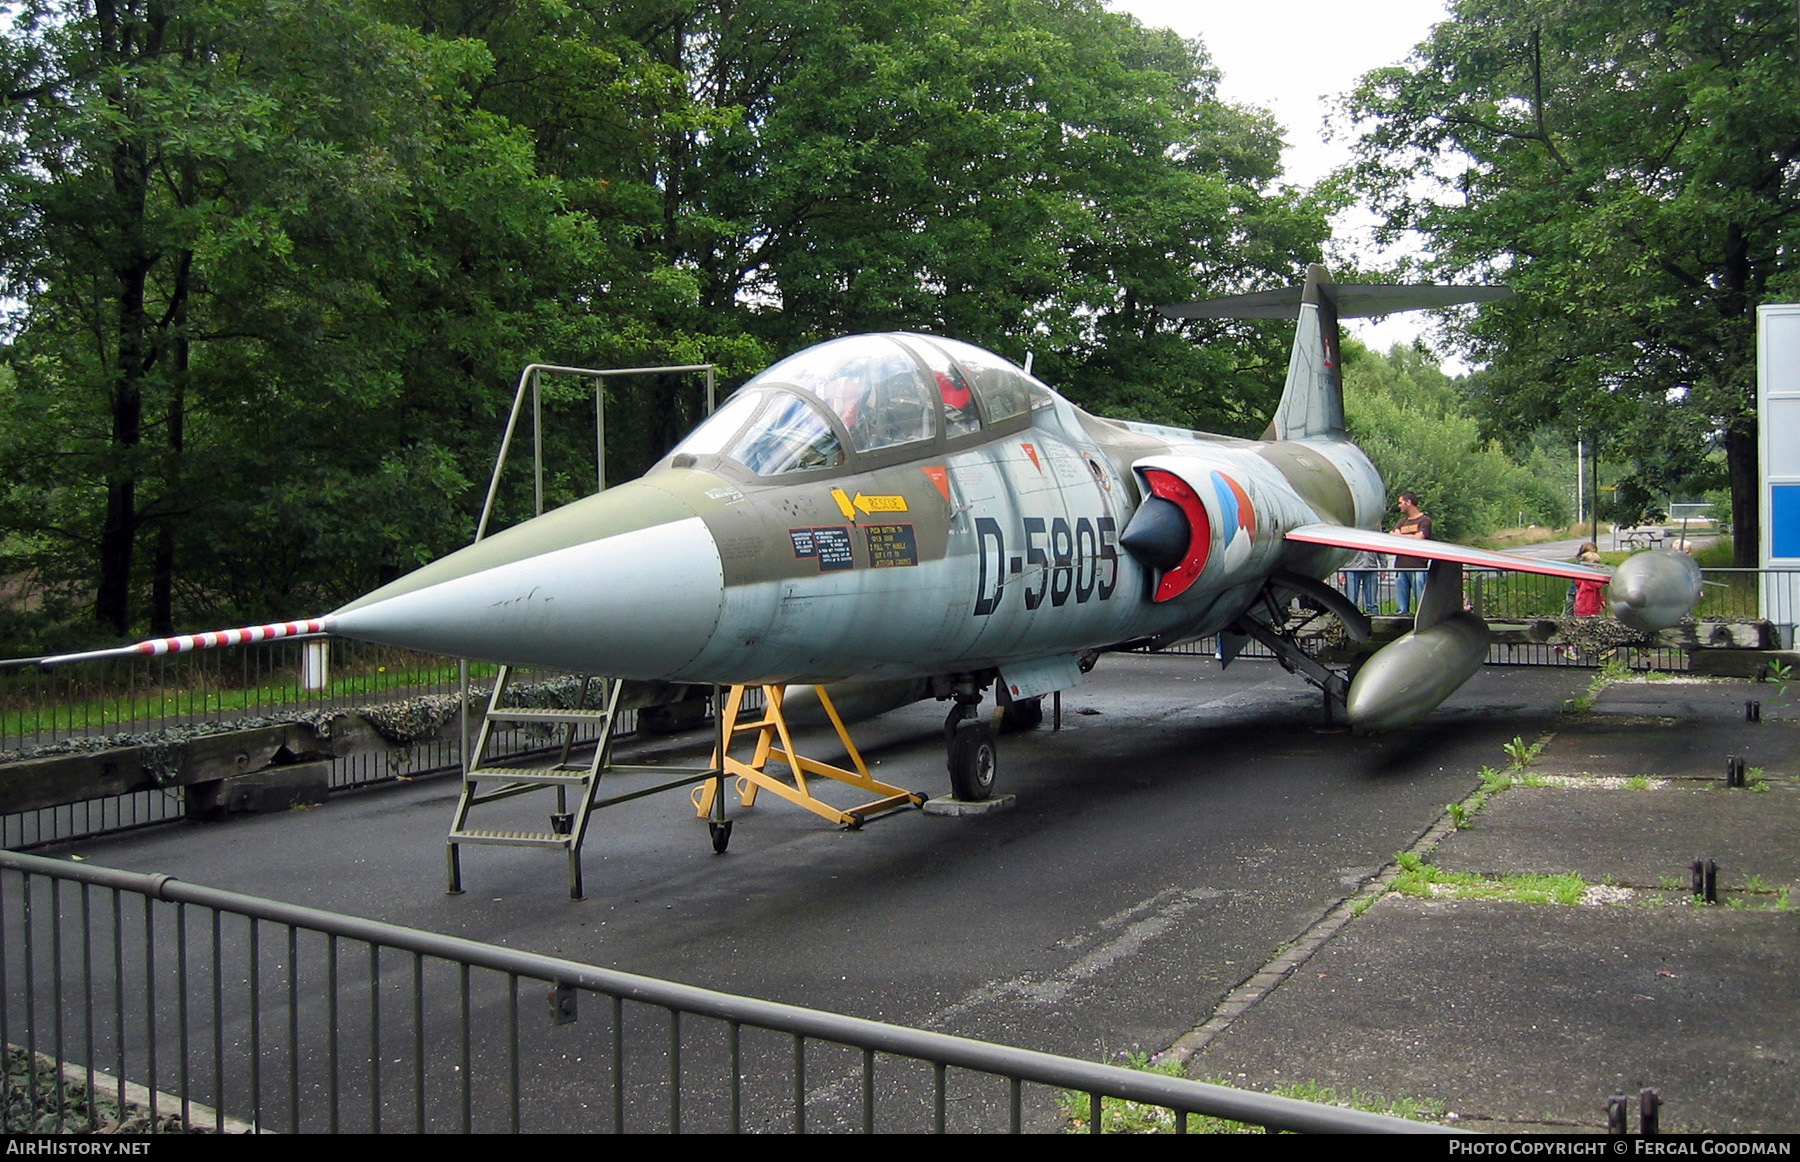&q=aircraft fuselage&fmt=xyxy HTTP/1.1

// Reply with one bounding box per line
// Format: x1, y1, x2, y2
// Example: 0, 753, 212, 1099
330, 352, 1385, 697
